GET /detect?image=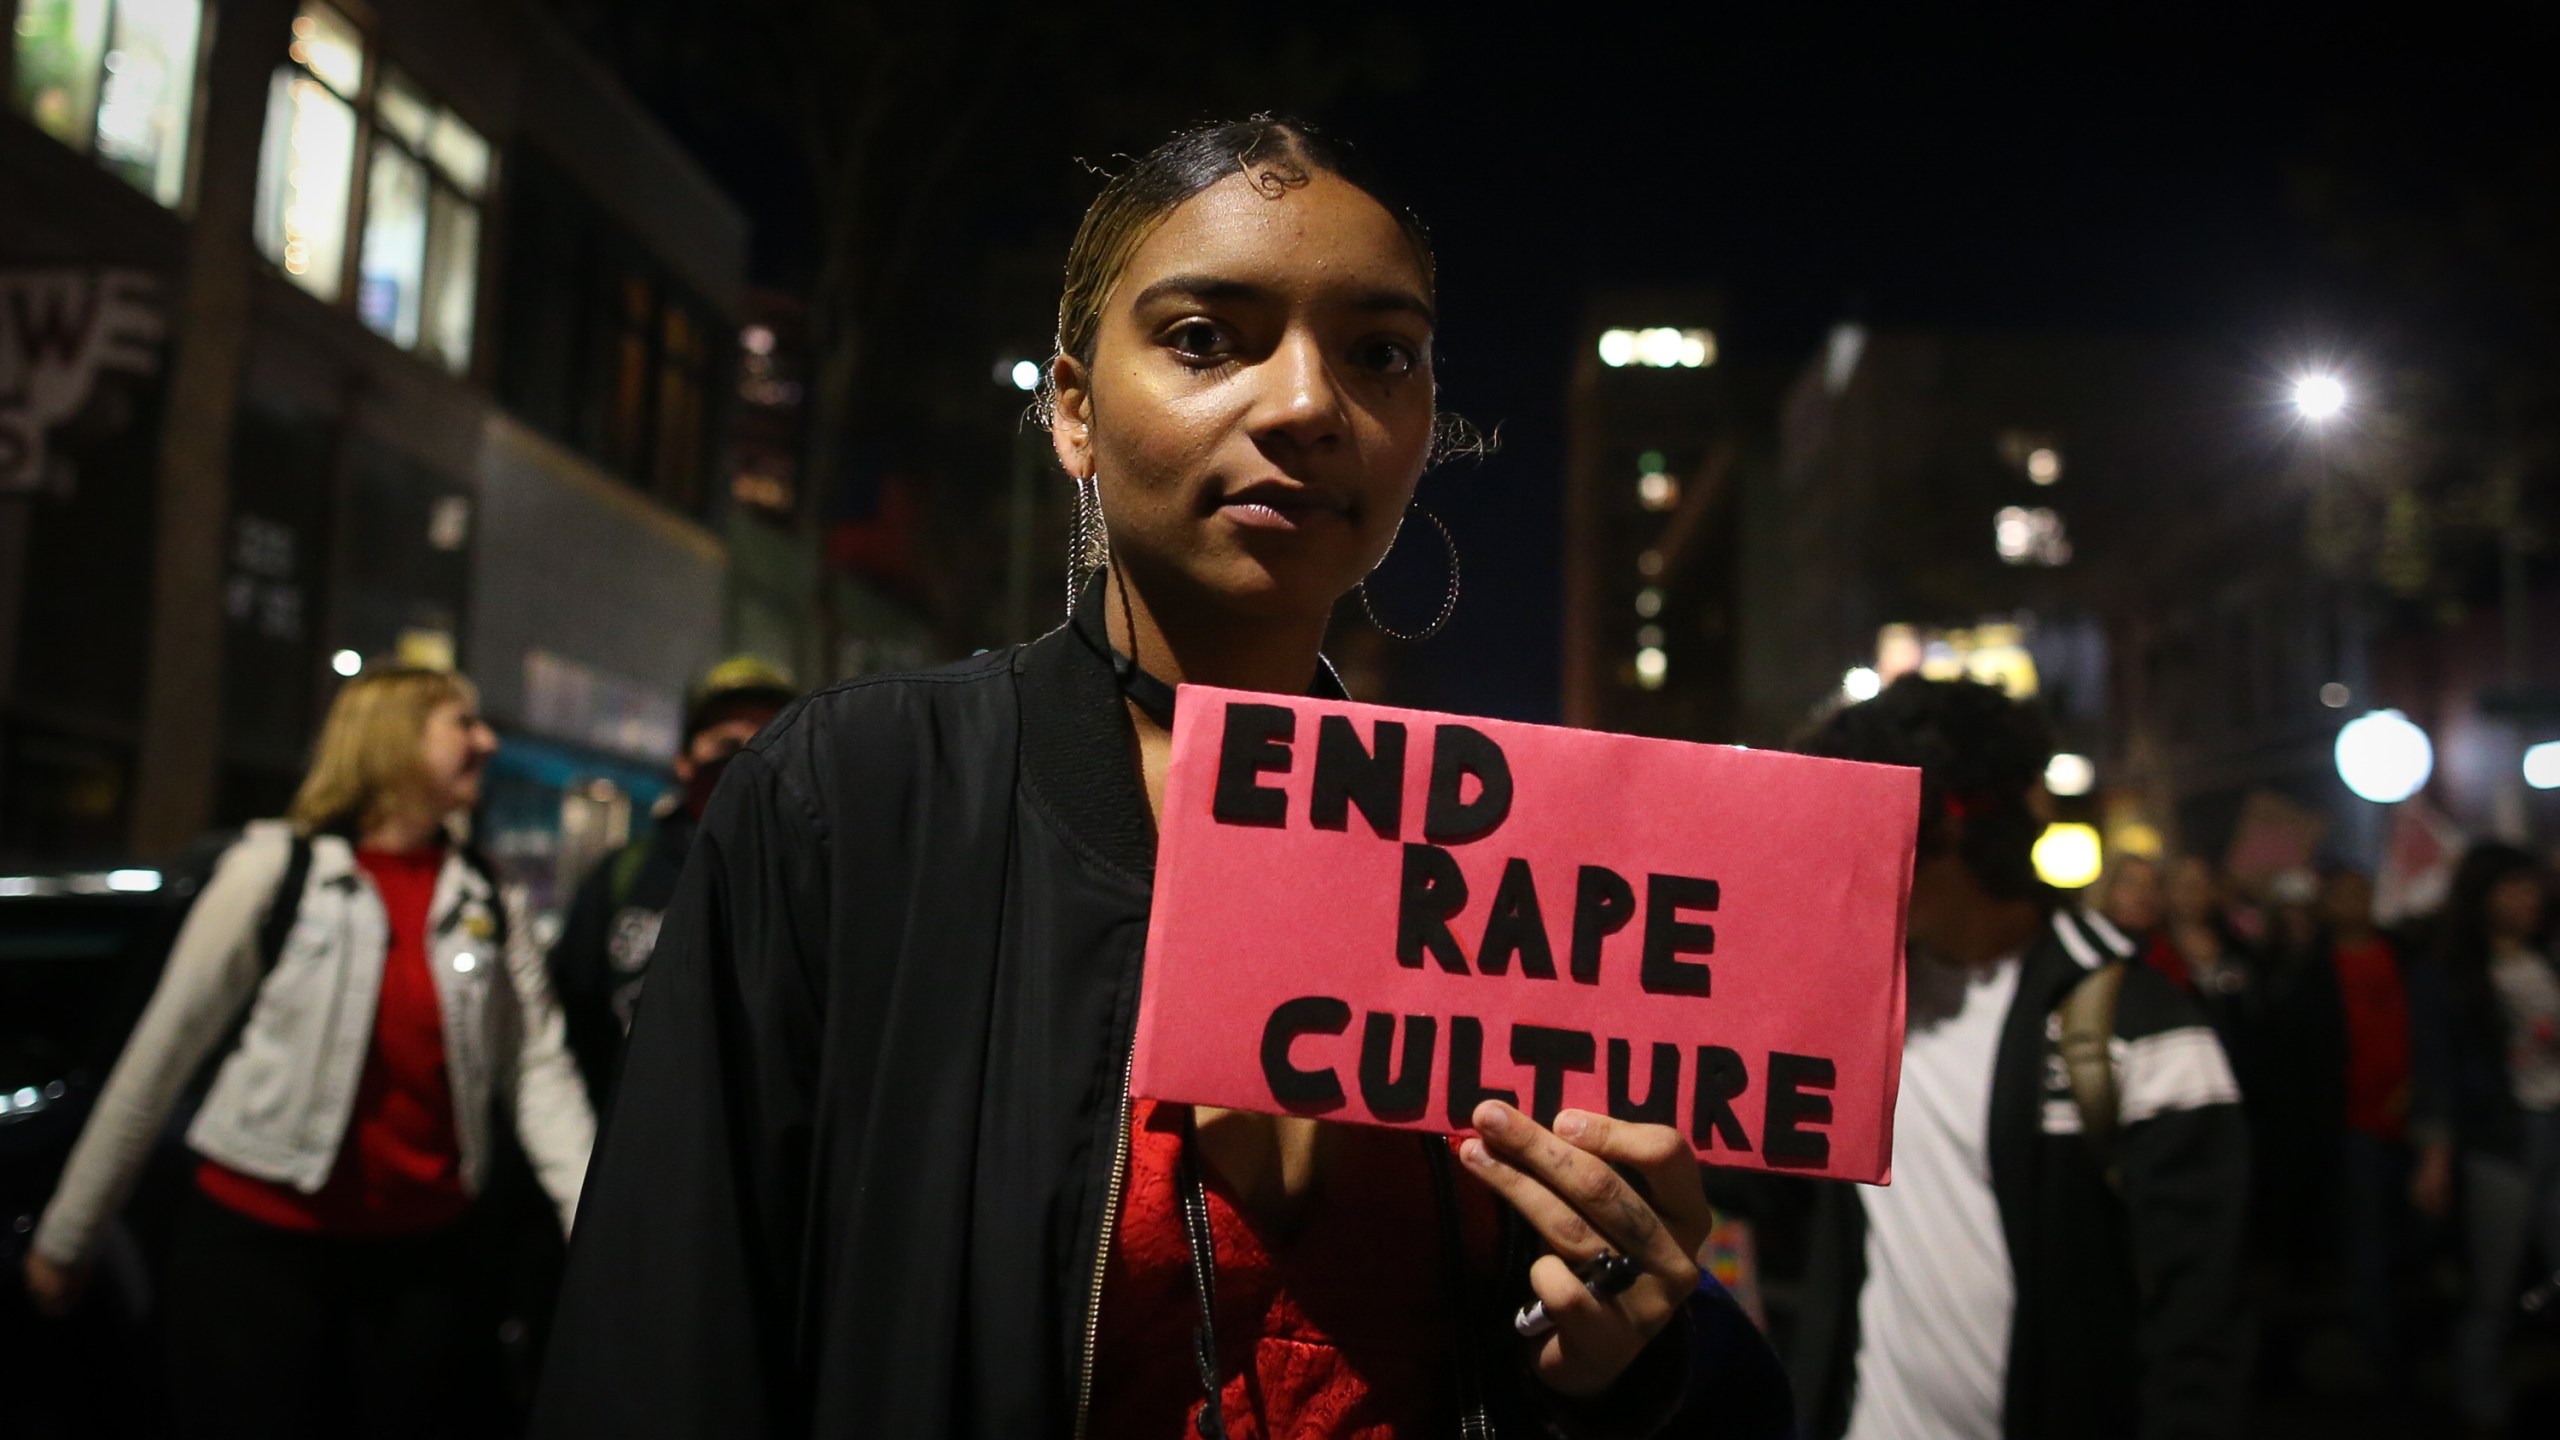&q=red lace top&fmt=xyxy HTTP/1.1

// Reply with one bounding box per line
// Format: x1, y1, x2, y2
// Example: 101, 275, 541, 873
197, 845, 469, 1235
1087, 1099, 1501, 1438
